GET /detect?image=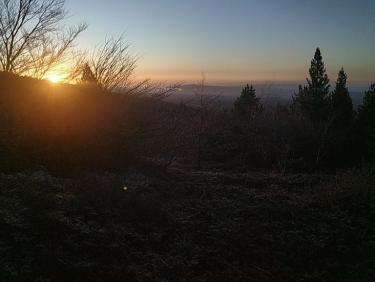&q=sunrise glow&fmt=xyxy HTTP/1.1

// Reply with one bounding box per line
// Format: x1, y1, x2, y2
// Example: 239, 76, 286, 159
46, 74, 63, 84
